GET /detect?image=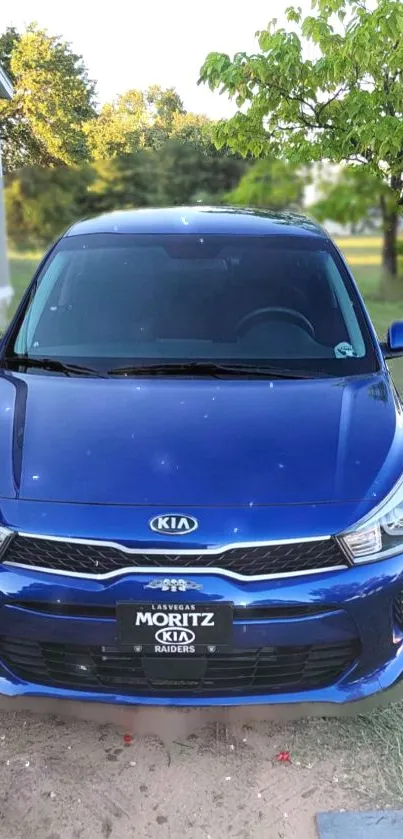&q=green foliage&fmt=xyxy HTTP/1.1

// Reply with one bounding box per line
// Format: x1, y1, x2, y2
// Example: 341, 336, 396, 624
85, 85, 183, 159
85, 90, 149, 160
12, 26, 96, 164
5, 144, 245, 248
87, 140, 244, 209
86, 85, 218, 159
5, 165, 95, 247
228, 159, 306, 209
199, 0, 403, 275
311, 166, 387, 227
87, 151, 156, 212
0, 27, 19, 79
162, 111, 216, 153
0, 24, 230, 177
199, 0, 403, 174
0, 26, 51, 171
150, 140, 244, 205
0, 25, 96, 171
146, 85, 185, 132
